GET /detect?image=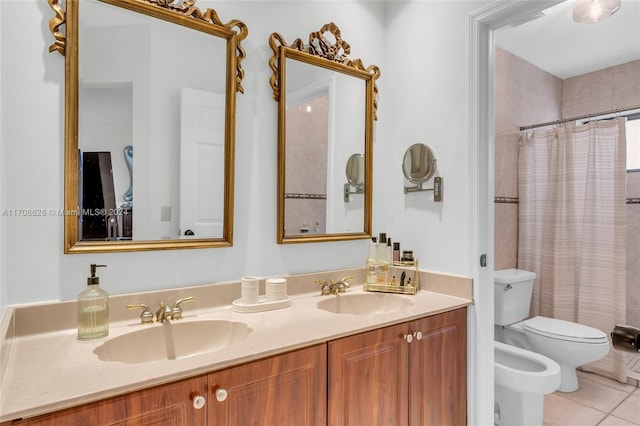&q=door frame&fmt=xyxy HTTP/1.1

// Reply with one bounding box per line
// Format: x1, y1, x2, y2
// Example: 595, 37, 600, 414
467, 2, 562, 424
